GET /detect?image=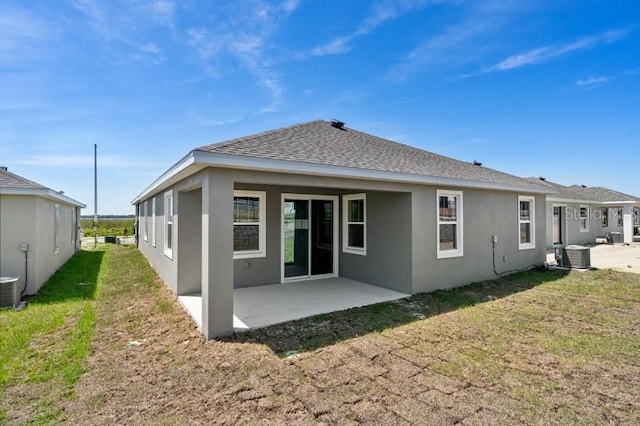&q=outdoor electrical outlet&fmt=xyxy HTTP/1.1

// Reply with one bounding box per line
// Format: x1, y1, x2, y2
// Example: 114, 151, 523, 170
243, 261, 250, 269
492, 235, 498, 244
